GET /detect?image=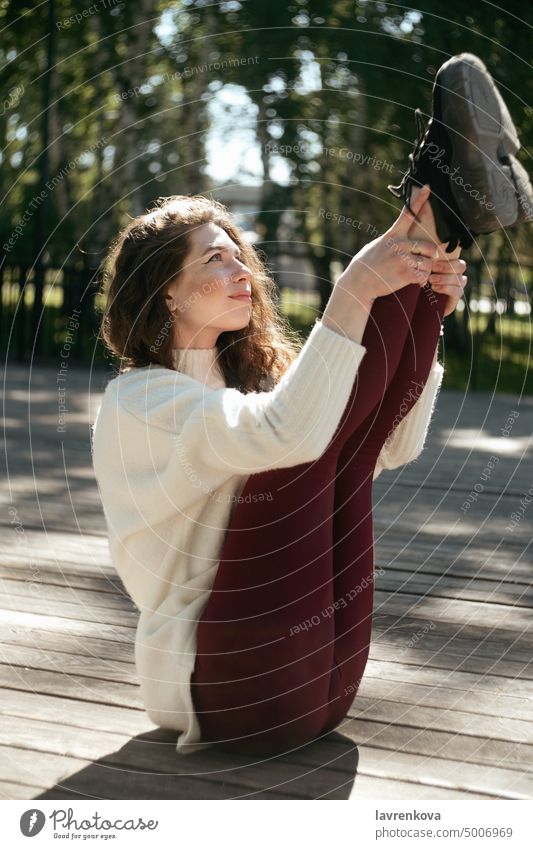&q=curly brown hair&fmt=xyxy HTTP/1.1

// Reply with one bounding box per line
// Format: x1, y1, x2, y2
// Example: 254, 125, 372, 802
98, 194, 304, 393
